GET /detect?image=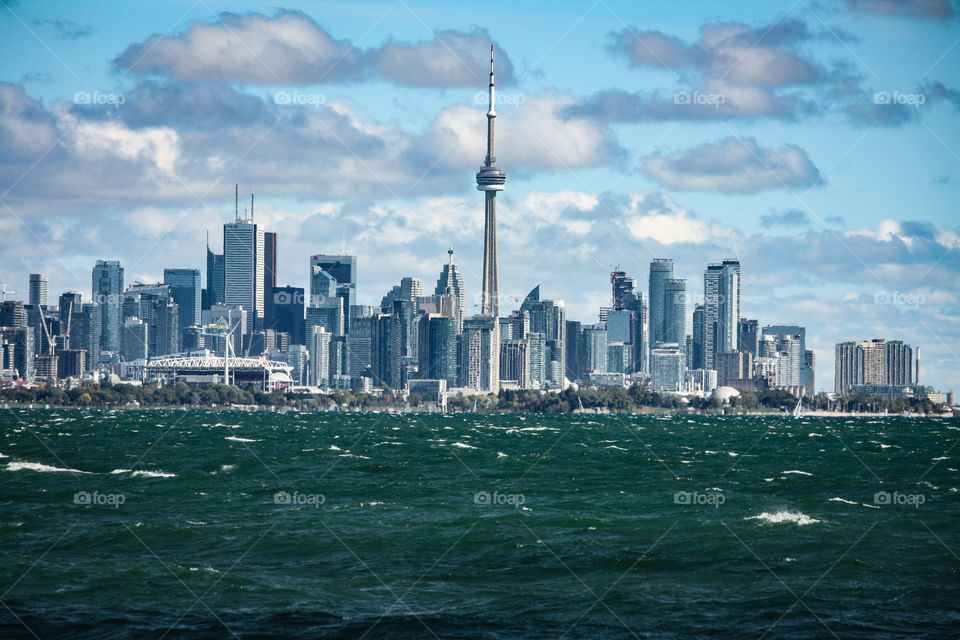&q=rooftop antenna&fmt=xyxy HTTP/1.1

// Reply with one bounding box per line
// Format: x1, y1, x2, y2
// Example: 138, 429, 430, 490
250, 186, 254, 221
340, 227, 346, 256
235, 184, 239, 222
